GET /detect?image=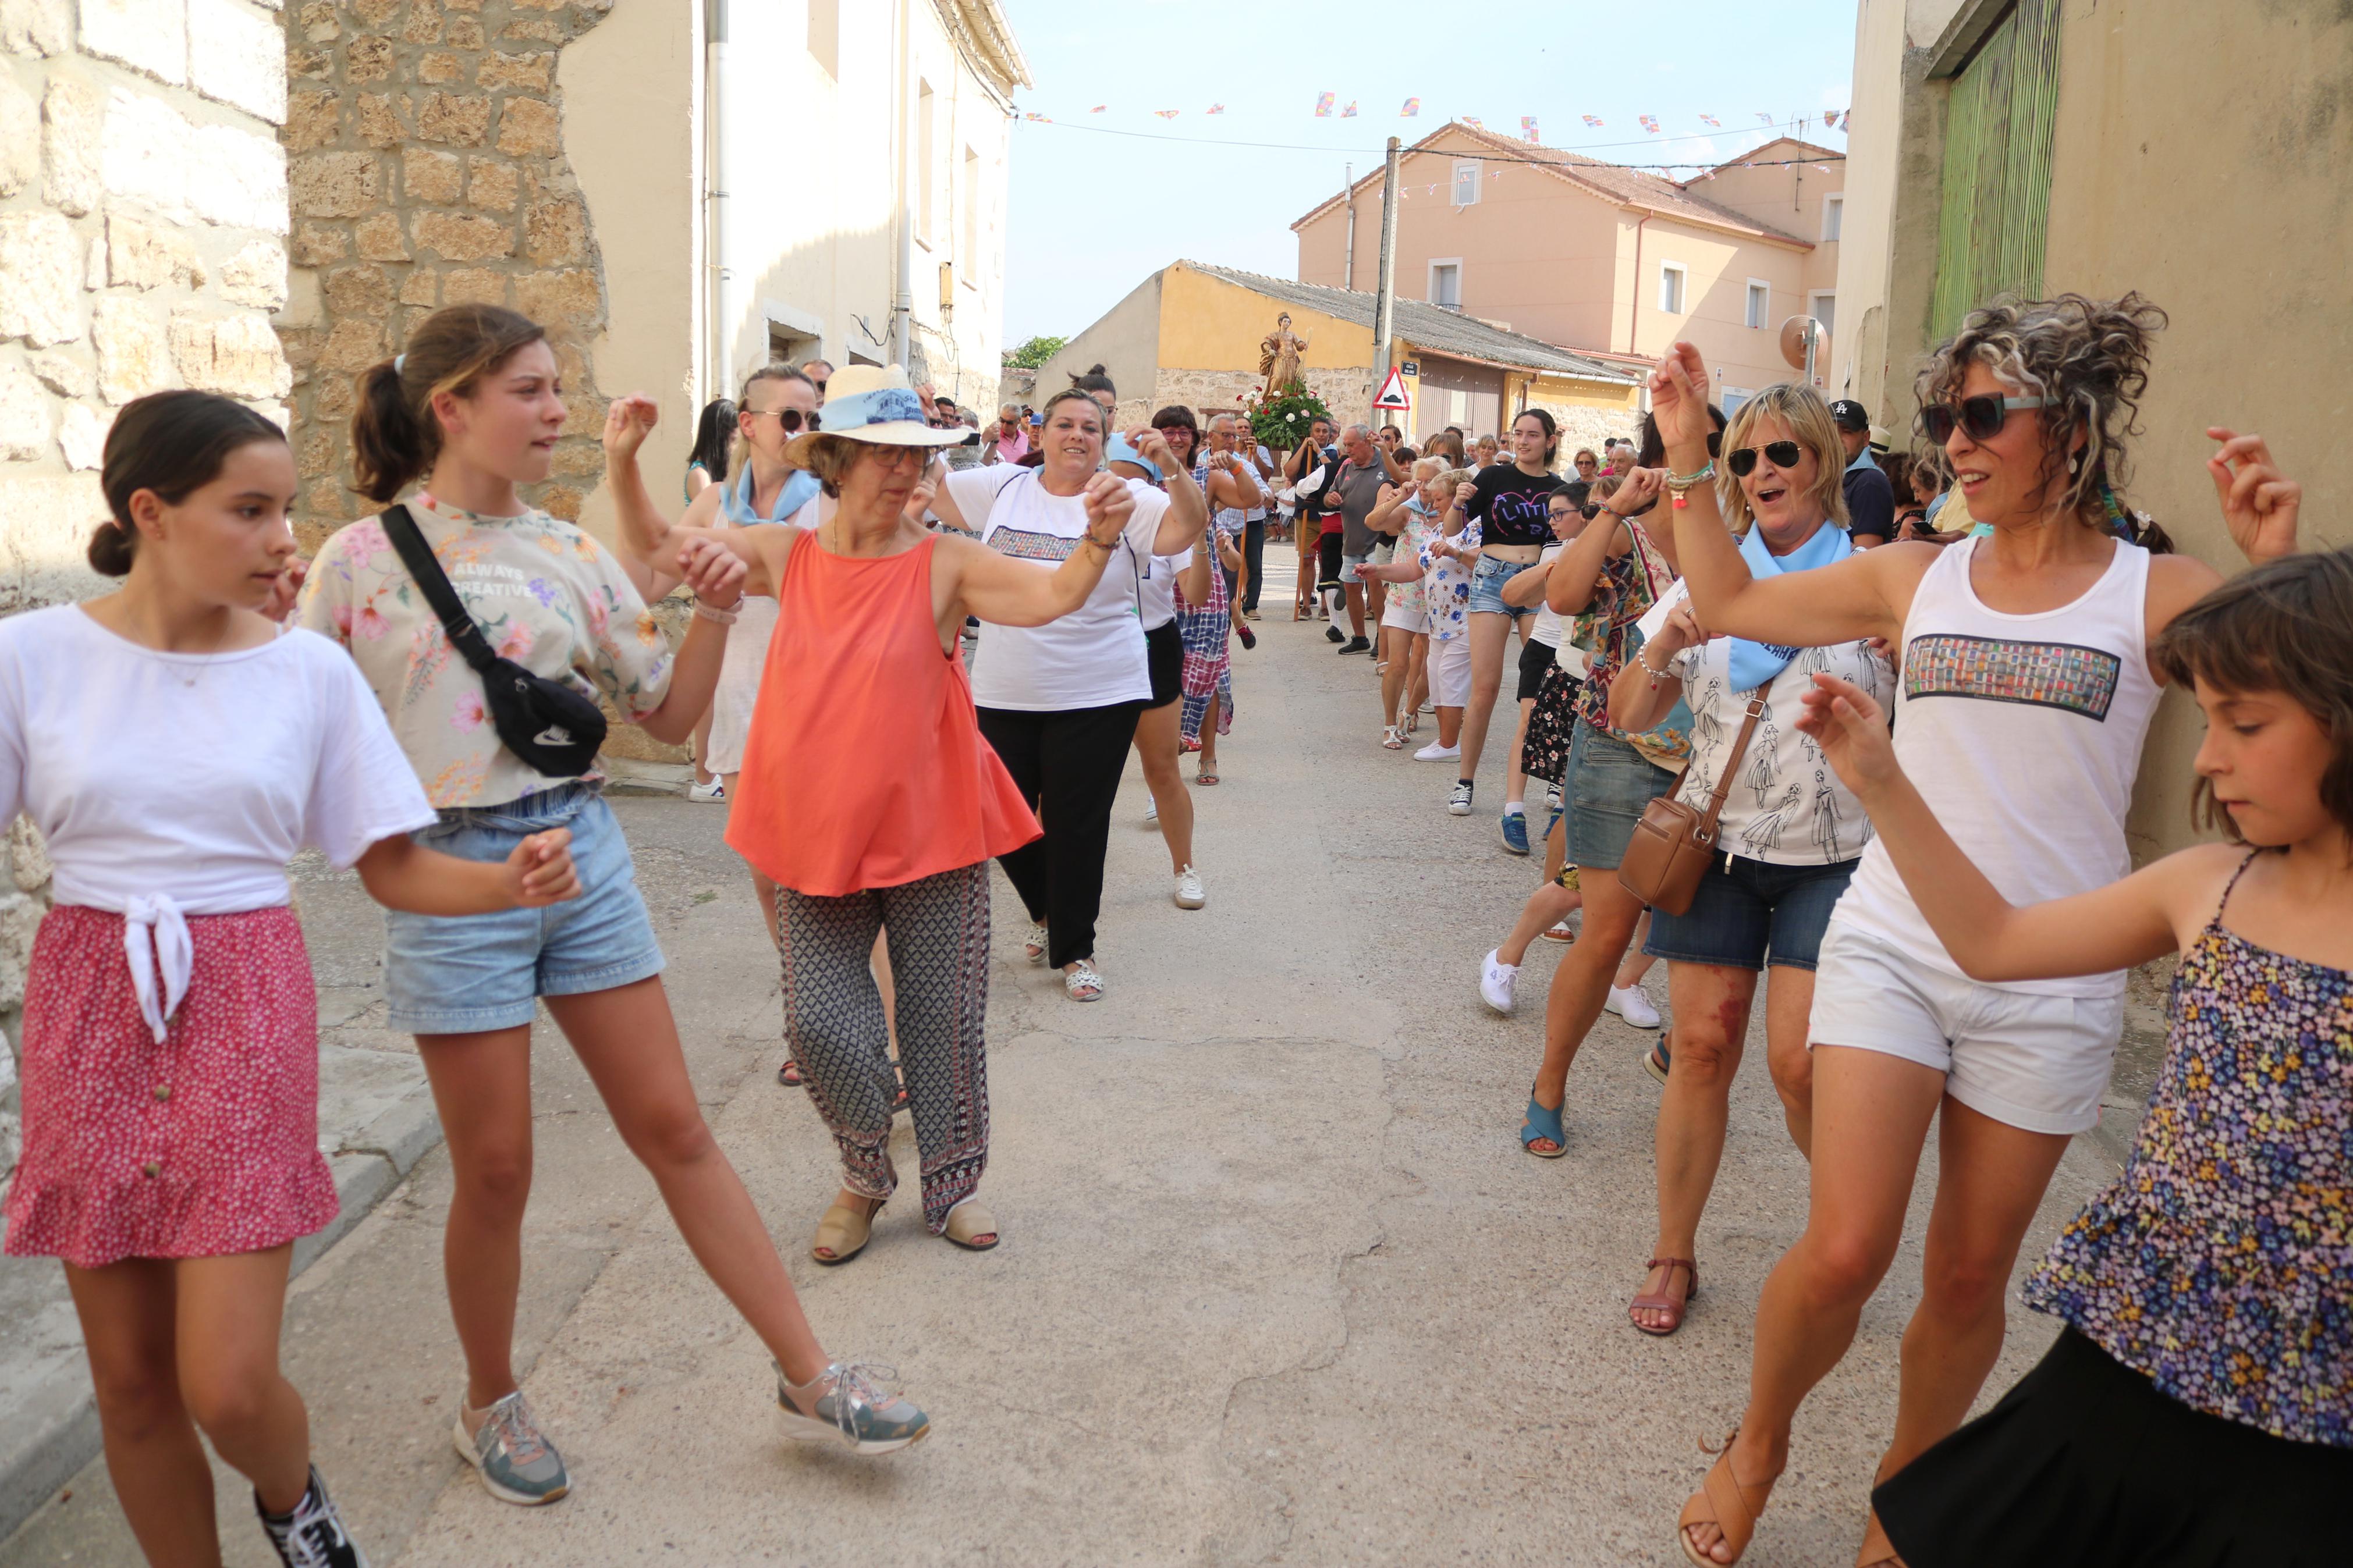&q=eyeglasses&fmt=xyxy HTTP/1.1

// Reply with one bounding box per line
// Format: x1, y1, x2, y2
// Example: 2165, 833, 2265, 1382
1919, 394, 2050, 445
1726, 440, 1803, 477
750, 408, 819, 433
1574, 457, 1598, 468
